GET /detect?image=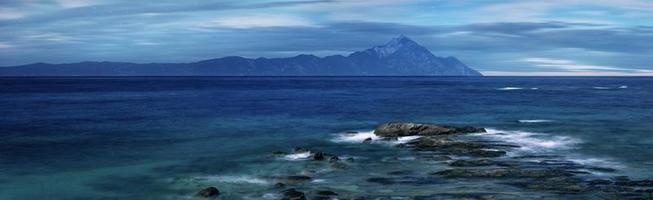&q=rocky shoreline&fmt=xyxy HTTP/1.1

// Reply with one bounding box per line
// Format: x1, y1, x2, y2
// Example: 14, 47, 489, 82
195, 122, 653, 199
